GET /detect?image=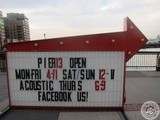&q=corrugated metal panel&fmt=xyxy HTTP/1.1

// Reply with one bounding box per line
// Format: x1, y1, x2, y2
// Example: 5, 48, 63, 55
7, 52, 124, 107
